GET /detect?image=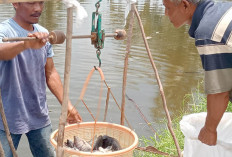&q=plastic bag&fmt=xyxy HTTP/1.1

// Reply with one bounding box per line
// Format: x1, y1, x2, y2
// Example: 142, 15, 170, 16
180, 112, 232, 157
